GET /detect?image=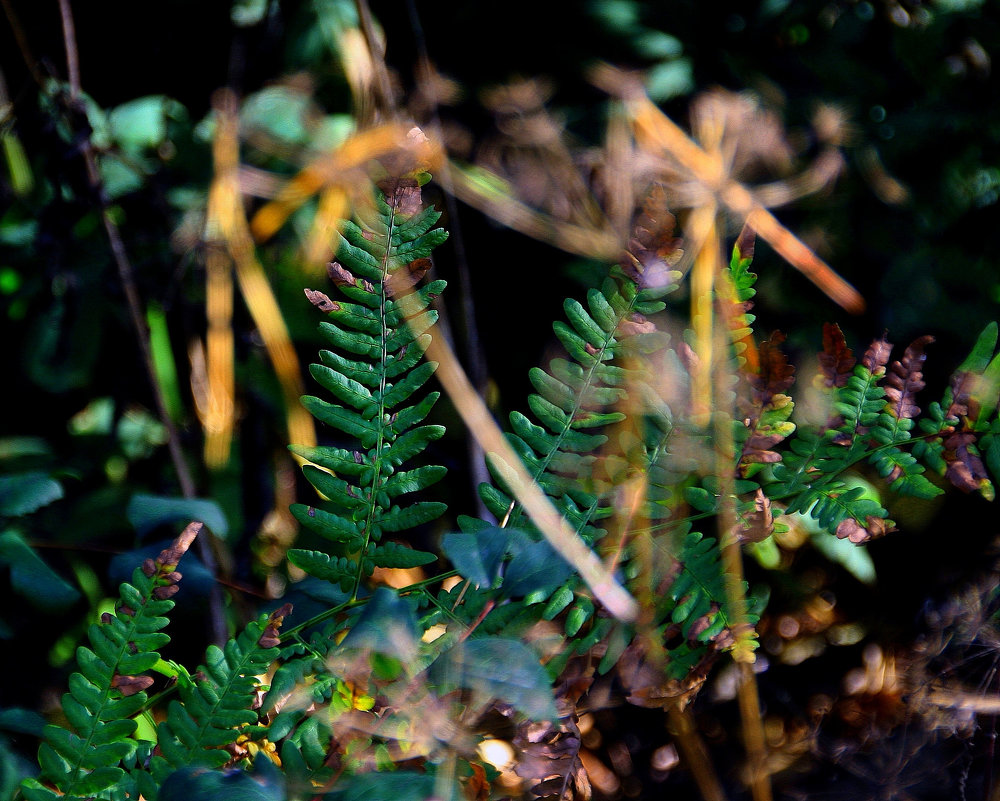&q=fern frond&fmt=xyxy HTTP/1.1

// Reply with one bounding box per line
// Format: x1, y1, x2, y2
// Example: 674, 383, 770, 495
21, 523, 202, 801
290, 175, 448, 598
486, 268, 678, 544
149, 604, 291, 785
